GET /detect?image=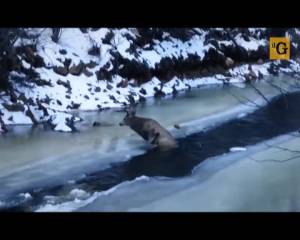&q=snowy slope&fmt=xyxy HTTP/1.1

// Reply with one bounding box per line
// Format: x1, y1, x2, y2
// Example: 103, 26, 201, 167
0, 28, 300, 132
